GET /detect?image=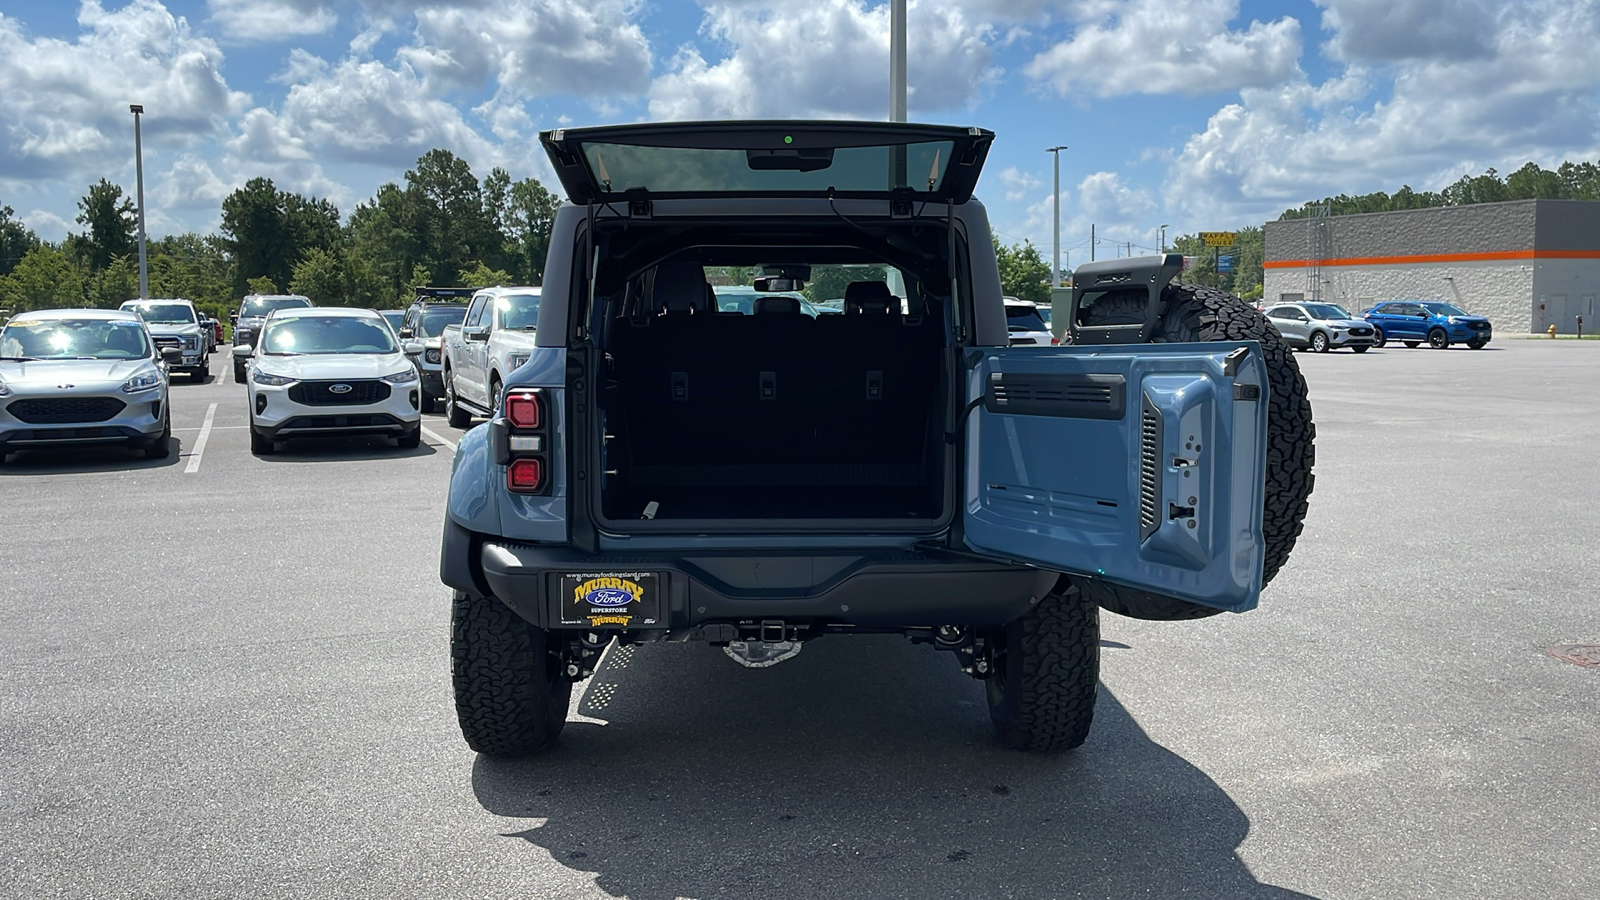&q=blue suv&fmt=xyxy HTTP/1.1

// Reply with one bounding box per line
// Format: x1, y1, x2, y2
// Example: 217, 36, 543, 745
1364, 301, 1492, 349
